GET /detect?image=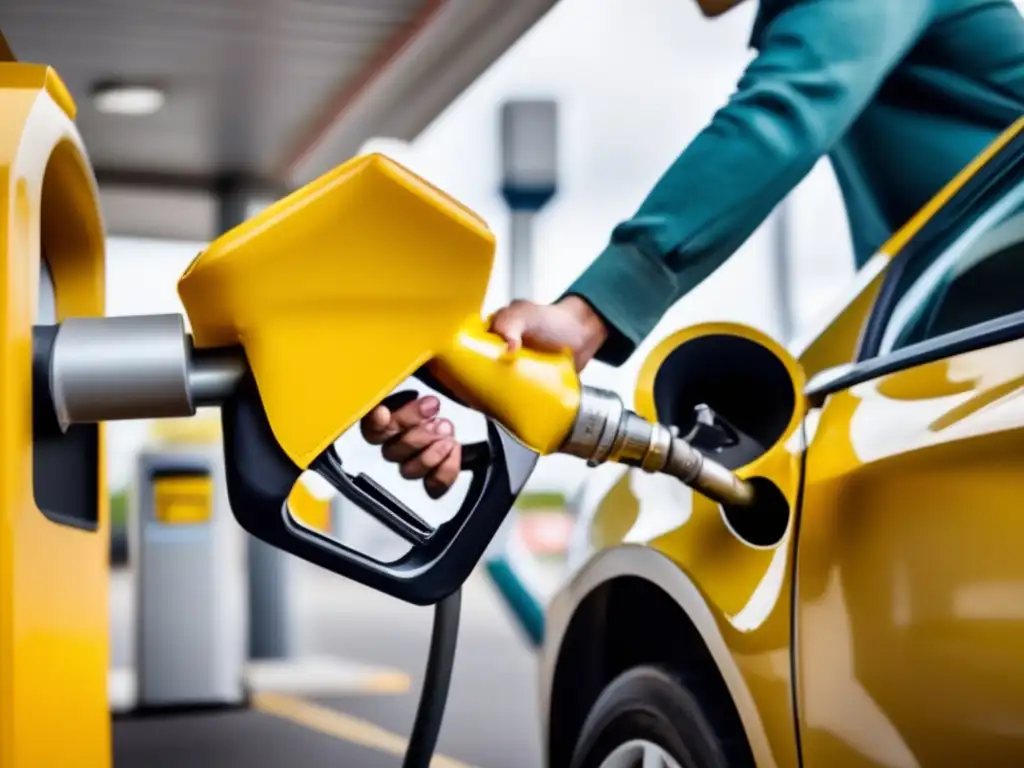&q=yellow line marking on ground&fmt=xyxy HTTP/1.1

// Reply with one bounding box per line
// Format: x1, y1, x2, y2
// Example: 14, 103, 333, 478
251, 691, 474, 768
364, 671, 413, 694
242, 658, 412, 697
